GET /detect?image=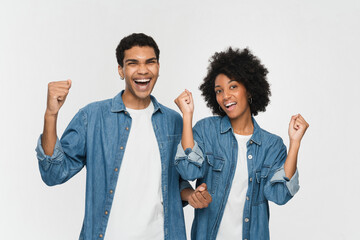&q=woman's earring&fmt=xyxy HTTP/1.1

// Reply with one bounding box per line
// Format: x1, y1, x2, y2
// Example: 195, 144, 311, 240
219, 105, 223, 112
248, 97, 253, 104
